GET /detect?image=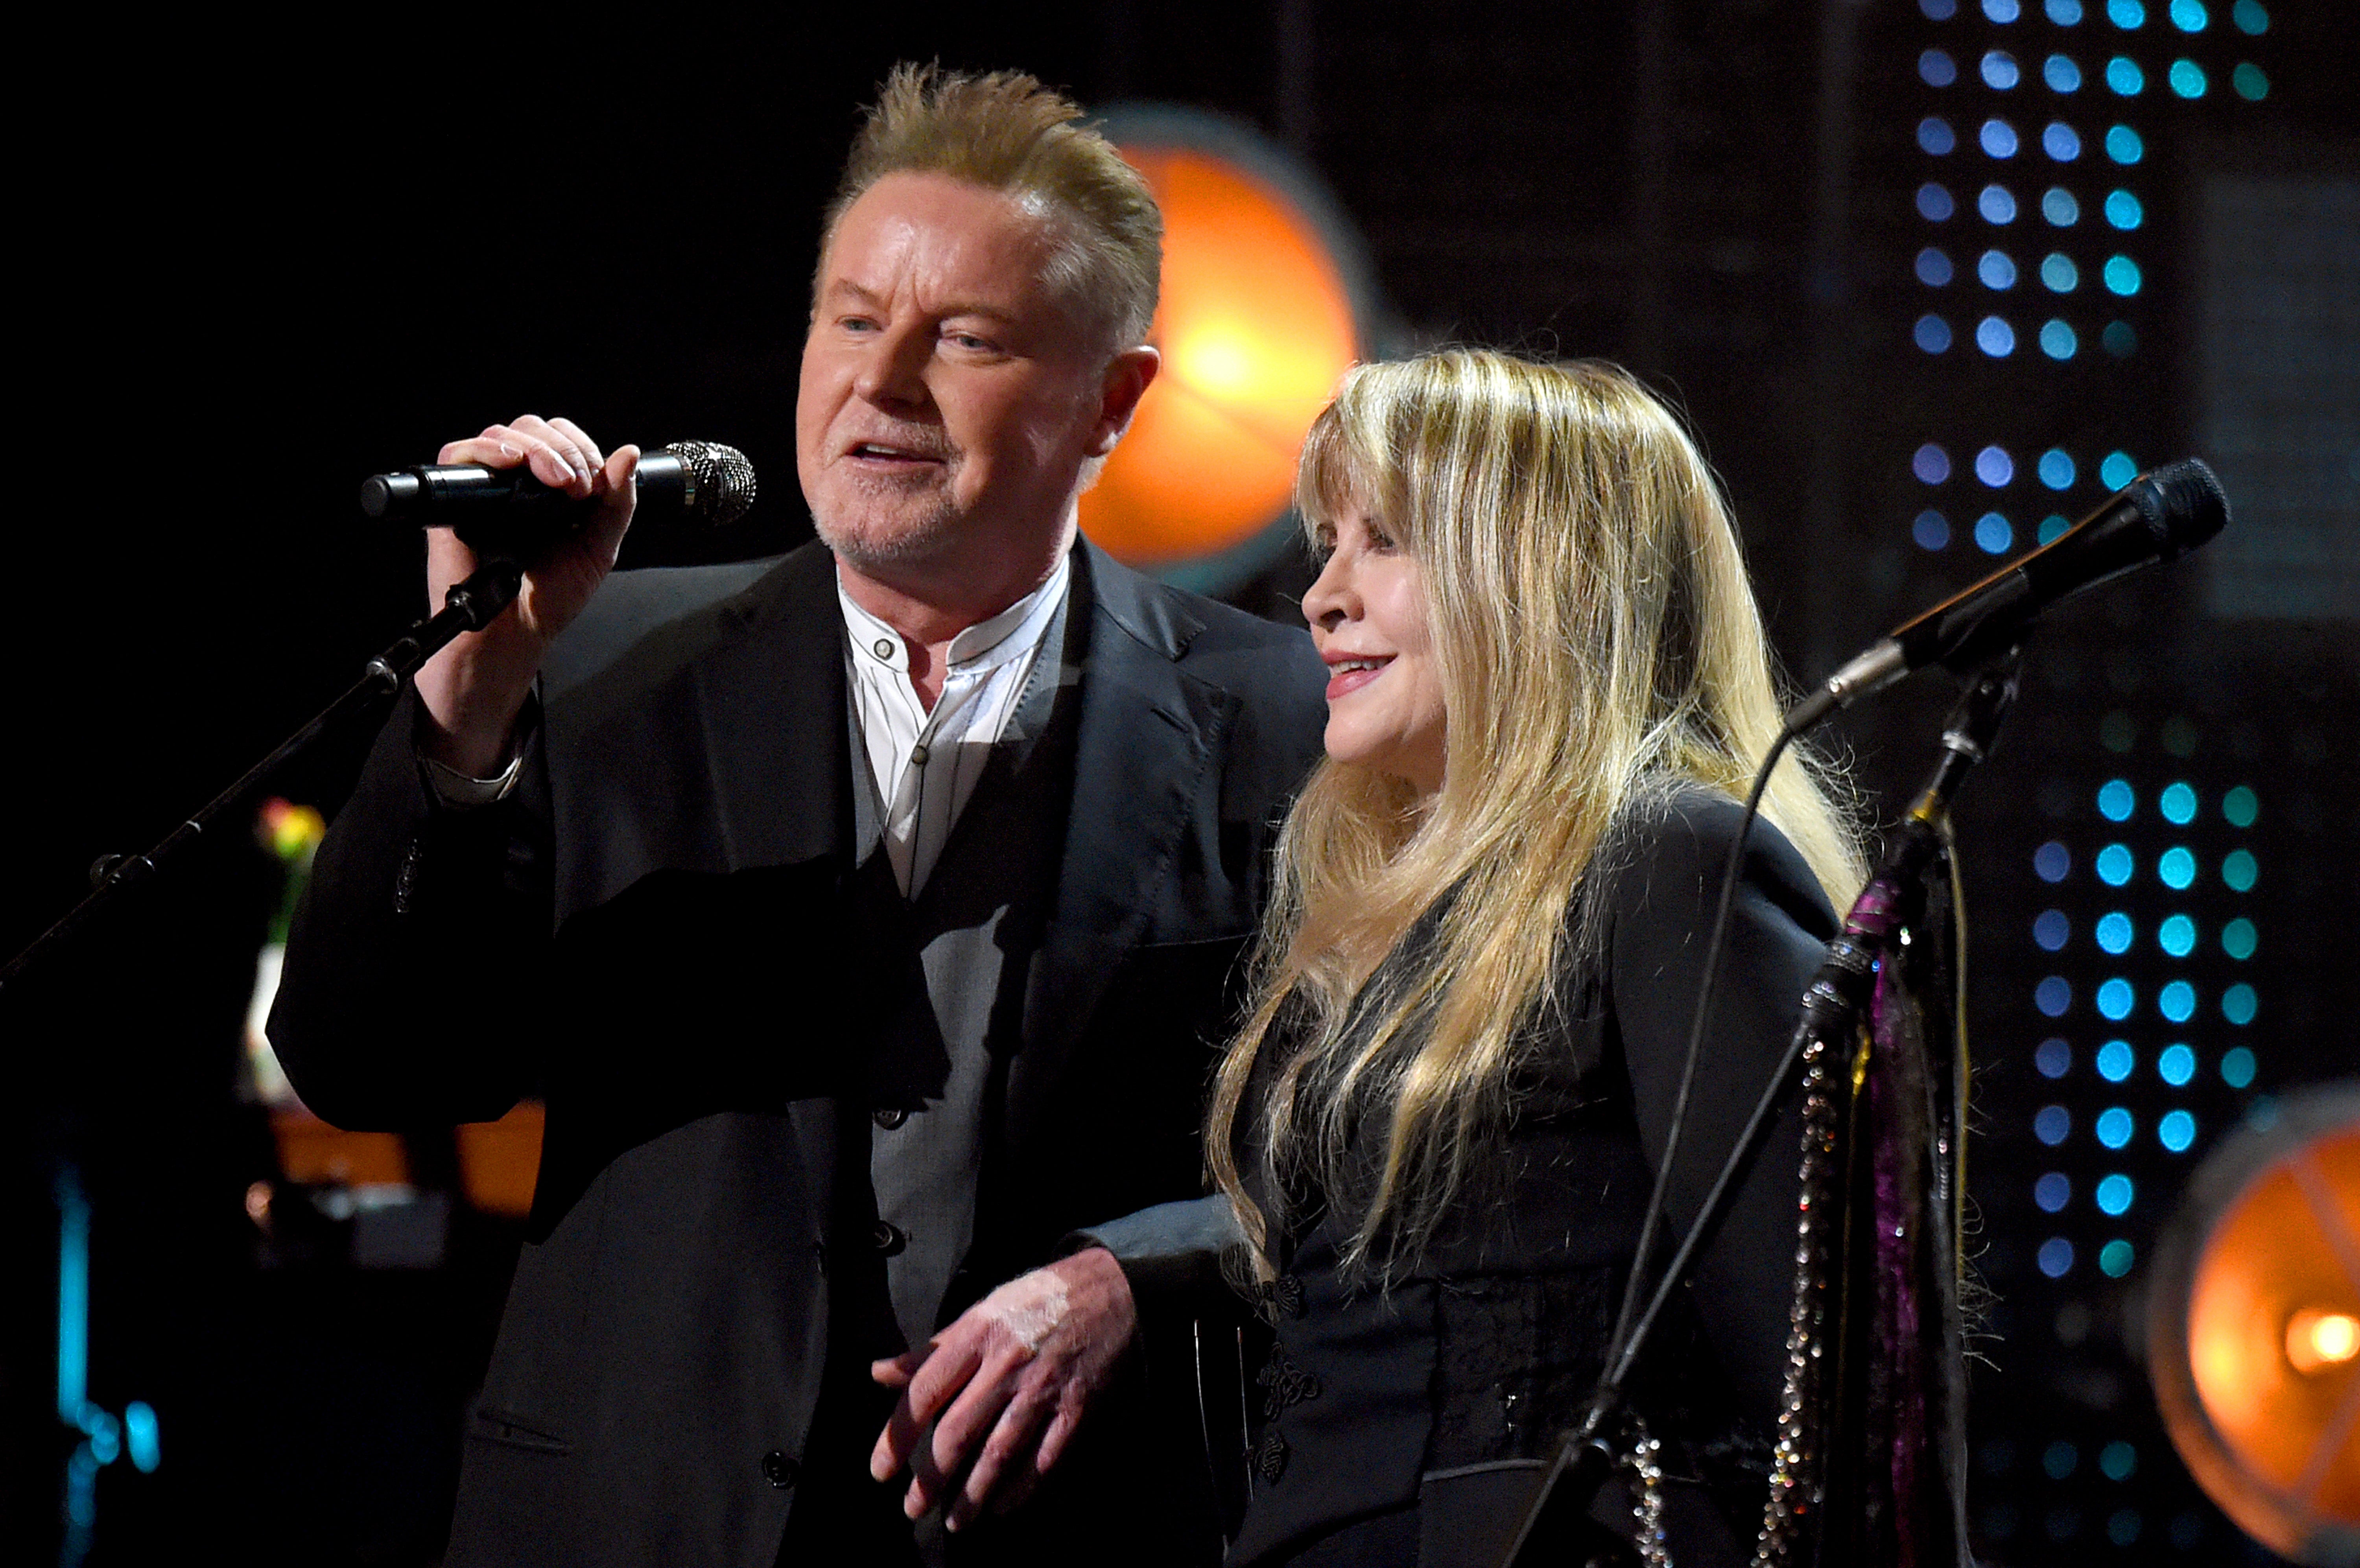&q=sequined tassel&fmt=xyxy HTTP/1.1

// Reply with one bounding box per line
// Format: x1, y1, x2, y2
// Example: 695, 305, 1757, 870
1753, 1023, 1852, 1568
1622, 1414, 1672, 1568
